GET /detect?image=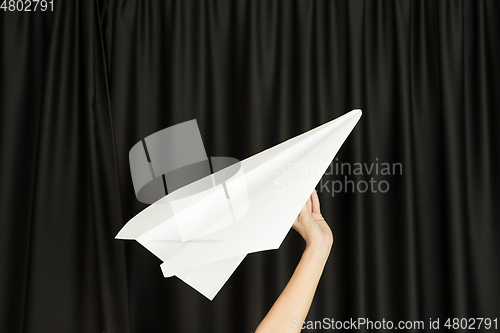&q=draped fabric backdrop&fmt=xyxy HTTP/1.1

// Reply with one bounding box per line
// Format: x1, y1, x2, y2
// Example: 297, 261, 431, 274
1, 1, 499, 332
